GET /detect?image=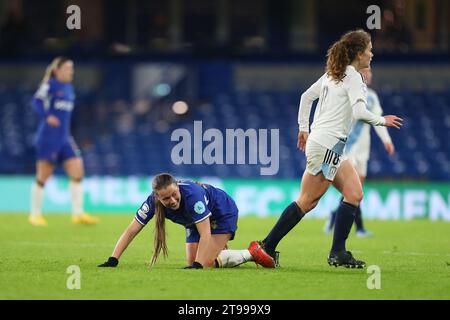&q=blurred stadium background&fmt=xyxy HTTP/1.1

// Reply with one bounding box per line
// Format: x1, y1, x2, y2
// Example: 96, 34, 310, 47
0, 0, 449, 220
